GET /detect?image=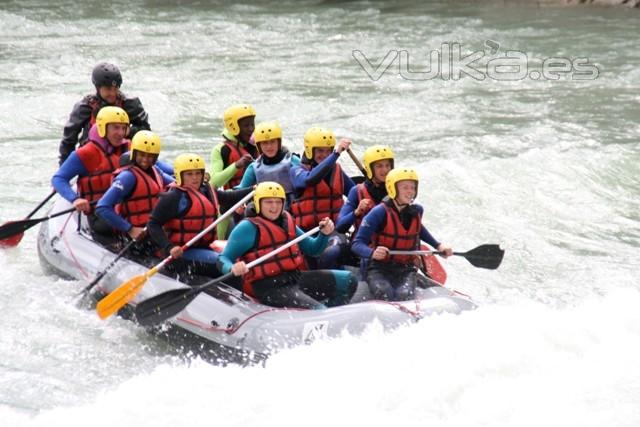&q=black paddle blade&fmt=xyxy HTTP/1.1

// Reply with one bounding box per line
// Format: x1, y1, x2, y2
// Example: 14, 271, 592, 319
134, 287, 198, 326
350, 175, 366, 185
460, 244, 505, 269
0, 218, 42, 240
